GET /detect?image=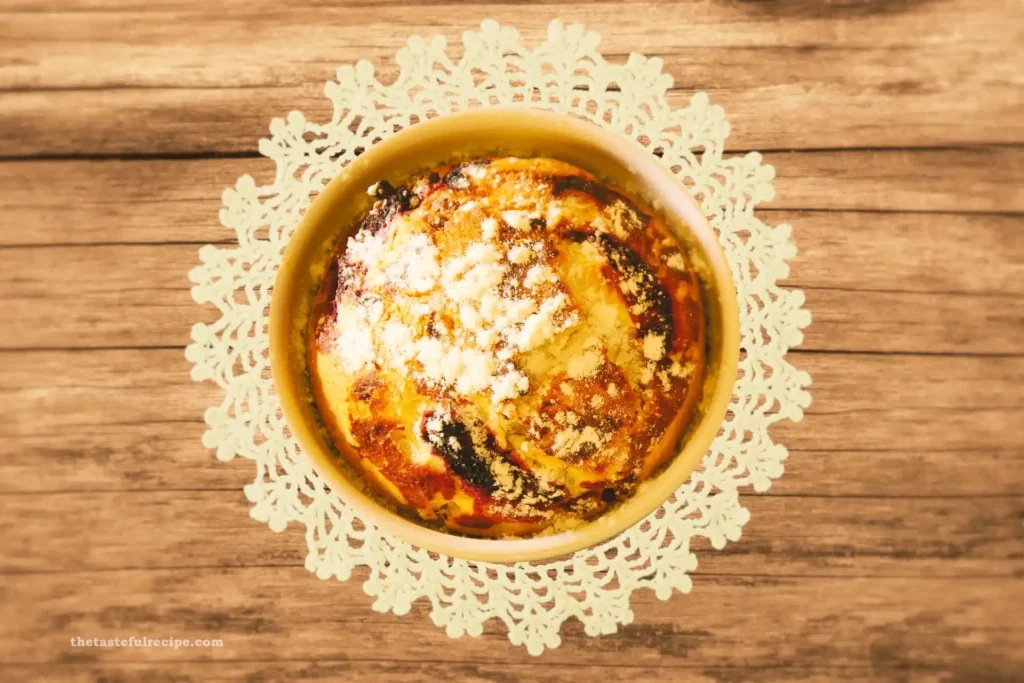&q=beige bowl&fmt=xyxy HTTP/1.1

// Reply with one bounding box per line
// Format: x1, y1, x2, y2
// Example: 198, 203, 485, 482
270, 109, 739, 563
